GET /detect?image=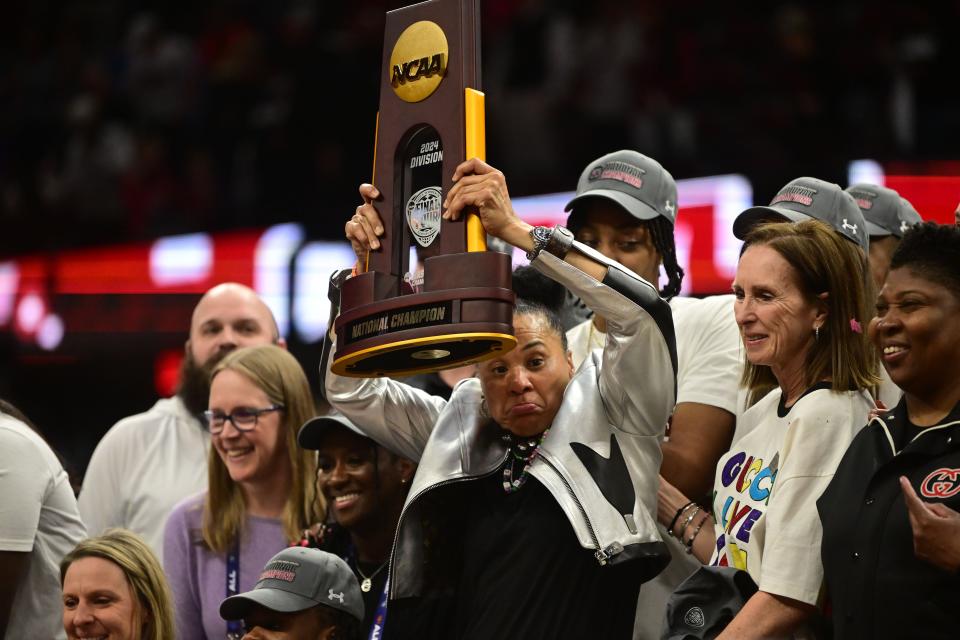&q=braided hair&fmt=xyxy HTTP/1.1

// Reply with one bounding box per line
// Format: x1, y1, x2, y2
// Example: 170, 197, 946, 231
646, 216, 684, 300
